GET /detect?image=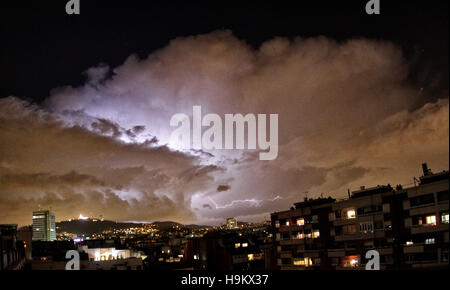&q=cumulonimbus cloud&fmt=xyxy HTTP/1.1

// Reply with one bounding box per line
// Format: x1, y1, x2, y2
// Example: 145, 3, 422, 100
0, 30, 448, 226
